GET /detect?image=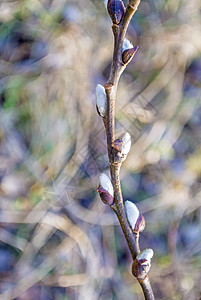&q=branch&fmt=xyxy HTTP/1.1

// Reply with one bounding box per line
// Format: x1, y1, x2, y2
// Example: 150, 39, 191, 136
96, 1, 155, 299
